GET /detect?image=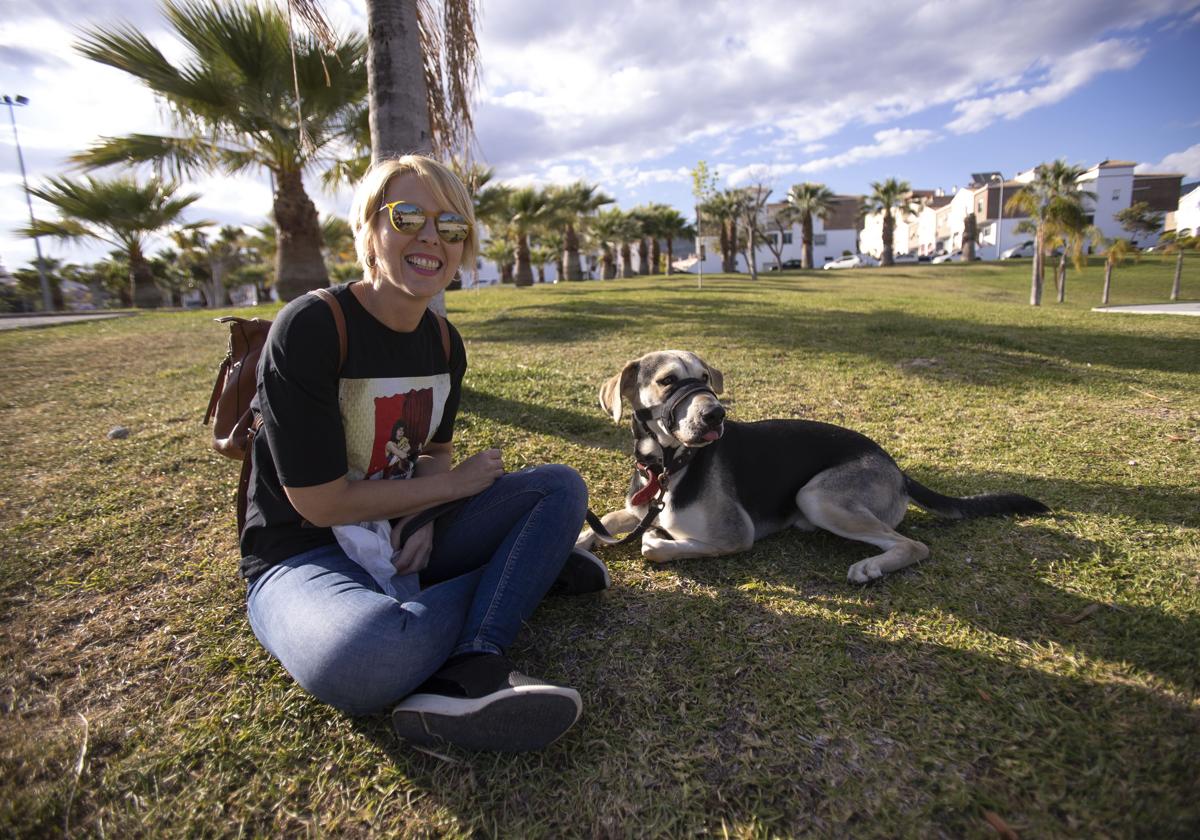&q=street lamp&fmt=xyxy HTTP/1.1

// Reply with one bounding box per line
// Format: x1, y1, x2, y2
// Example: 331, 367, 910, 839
991, 172, 1005, 260
3, 94, 52, 312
